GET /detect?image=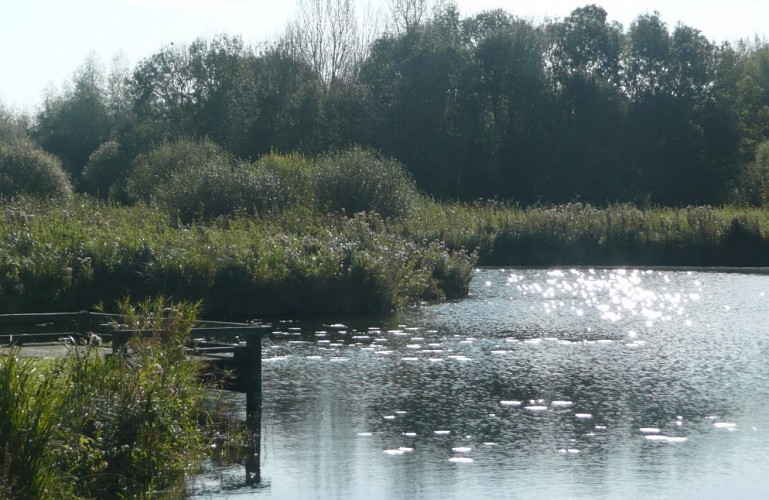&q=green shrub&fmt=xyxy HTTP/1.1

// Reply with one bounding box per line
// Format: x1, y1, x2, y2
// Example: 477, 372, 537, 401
250, 152, 315, 213
155, 160, 260, 222
155, 152, 315, 222
0, 298, 210, 498
313, 146, 419, 219
126, 137, 231, 202
81, 140, 131, 201
0, 138, 73, 200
